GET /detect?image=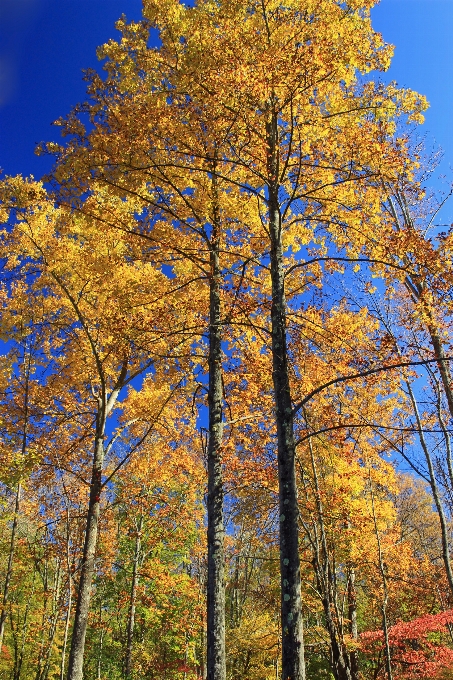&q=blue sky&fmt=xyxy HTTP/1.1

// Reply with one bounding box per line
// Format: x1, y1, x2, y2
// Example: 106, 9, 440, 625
0, 0, 452, 219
